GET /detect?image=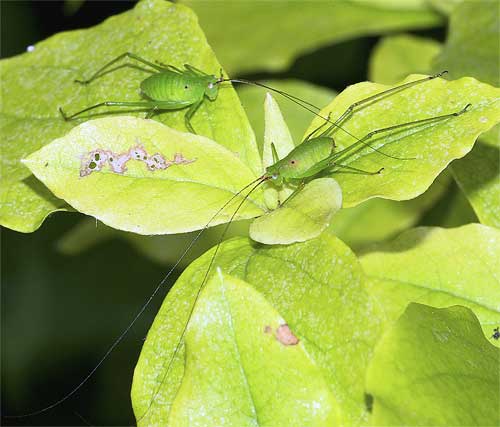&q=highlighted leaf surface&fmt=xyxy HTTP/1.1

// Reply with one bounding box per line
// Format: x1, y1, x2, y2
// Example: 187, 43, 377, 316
0, 0, 259, 232
250, 178, 343, 245
23, 117, 264, 234
168, 272, 339, 427
305, 75, 500, 207
132, 234, 381, 426
360, 224, 500, 345
367, 304, 500, 426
